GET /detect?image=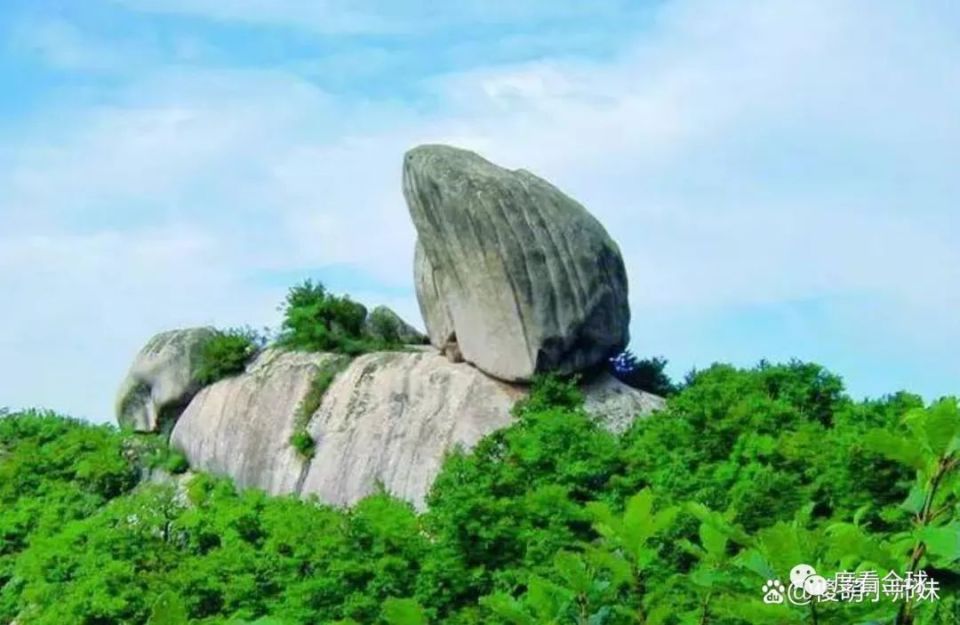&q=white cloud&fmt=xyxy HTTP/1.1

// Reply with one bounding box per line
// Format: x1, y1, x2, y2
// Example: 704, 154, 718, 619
0, 227, 285, 421
2, 0, 959, 421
